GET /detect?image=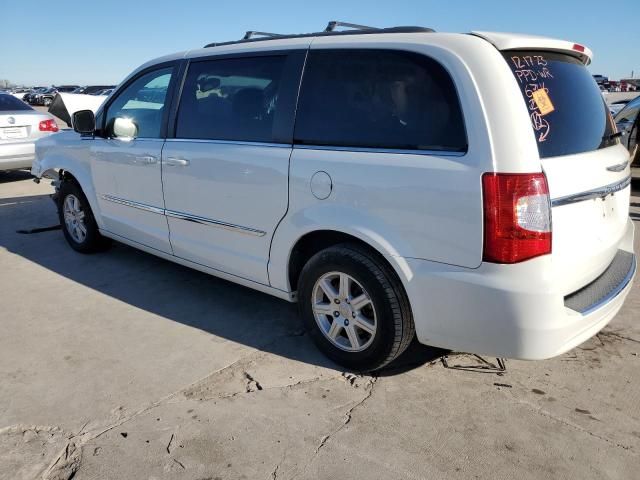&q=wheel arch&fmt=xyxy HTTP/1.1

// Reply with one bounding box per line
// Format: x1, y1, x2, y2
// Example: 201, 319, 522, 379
278, 227, 415, 300
34, 149, 102, 229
